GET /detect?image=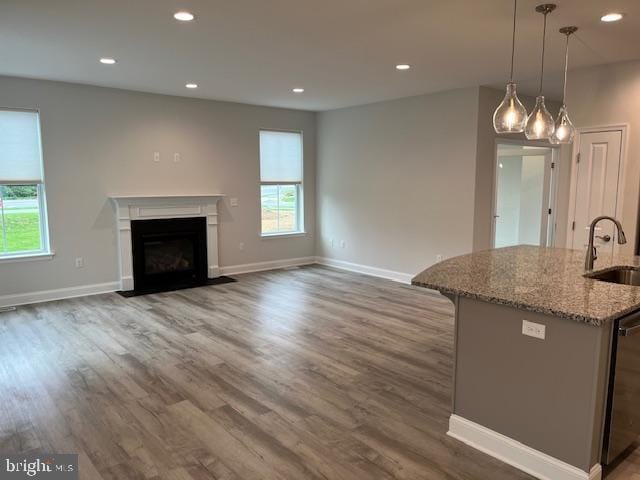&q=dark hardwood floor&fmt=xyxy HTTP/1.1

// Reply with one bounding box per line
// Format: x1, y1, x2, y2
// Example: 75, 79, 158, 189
0, 265, 636, 479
